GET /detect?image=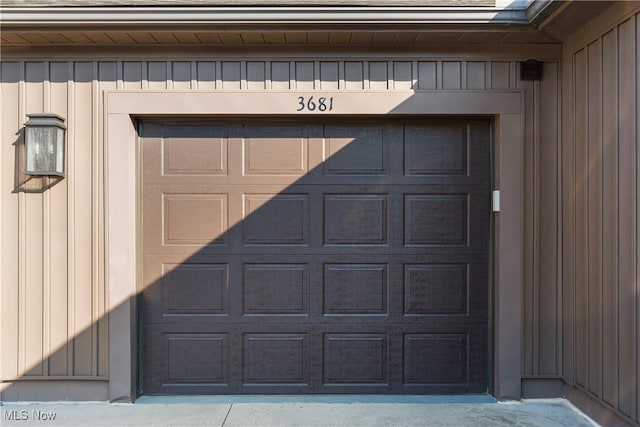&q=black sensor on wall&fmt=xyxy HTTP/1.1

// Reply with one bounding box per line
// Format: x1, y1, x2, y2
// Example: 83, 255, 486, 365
520, 59, 543, 81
